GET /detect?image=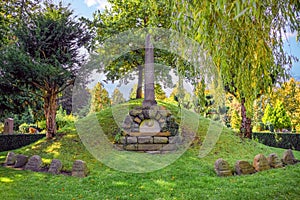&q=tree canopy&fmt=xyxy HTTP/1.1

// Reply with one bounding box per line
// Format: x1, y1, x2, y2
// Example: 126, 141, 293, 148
0, 2, 92, 138
171, 0, 300, 137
